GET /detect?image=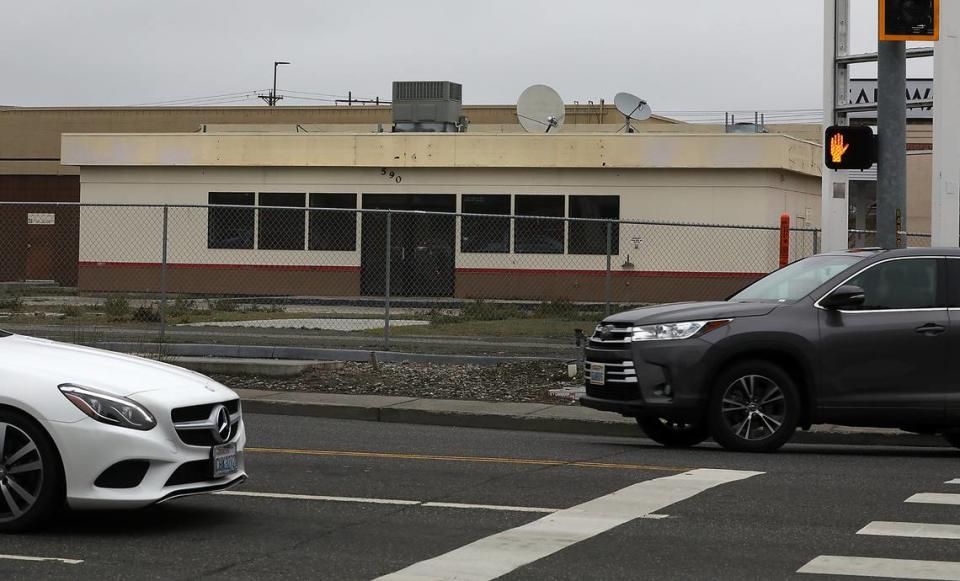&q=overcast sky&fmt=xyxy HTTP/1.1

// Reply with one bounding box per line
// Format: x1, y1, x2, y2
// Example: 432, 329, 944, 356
0, 0, 934, 122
